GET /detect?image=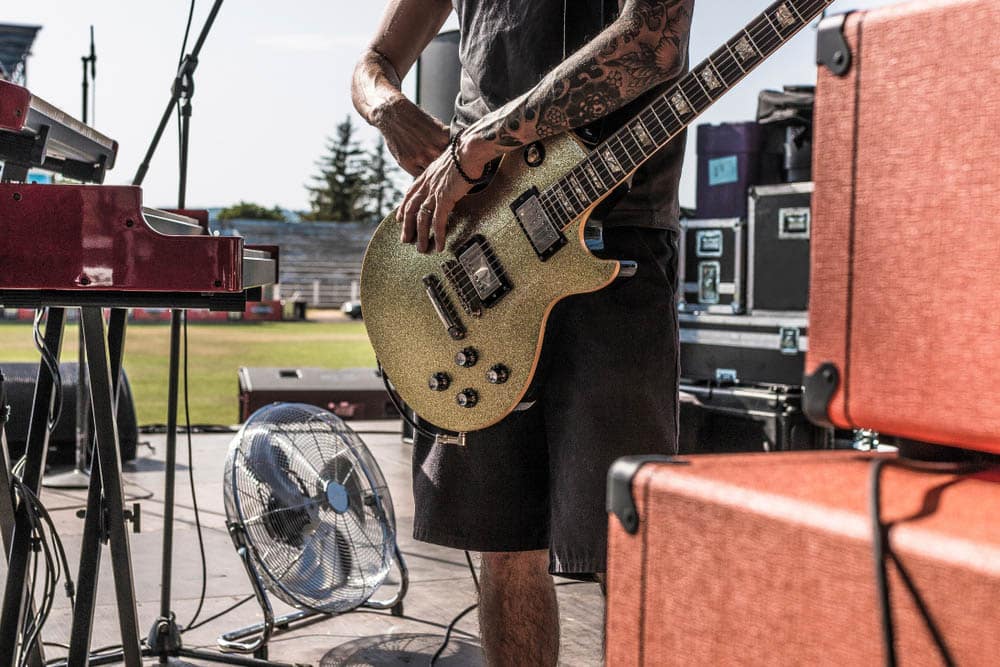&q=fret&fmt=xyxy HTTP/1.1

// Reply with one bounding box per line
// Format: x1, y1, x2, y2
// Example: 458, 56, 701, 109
570, 168, 597, 201
782, 0, 806, 23
582, 160, 607, 192
742, 30, 764, 58
566, 171, 590, 209
553, 176, 584, 213
641, 106, 670, 141
554, 183, 575, 215
679, 75, 712, 113
613, 134, 637, 171
590, 153, 615, 191
763, 12, 782, 38
724, 43, 748, 73
677, 86, 698, 115
562, 177, 586, 211
539, 196, 565, 227
708, 49, 742, 88
663, 92, 687, 123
